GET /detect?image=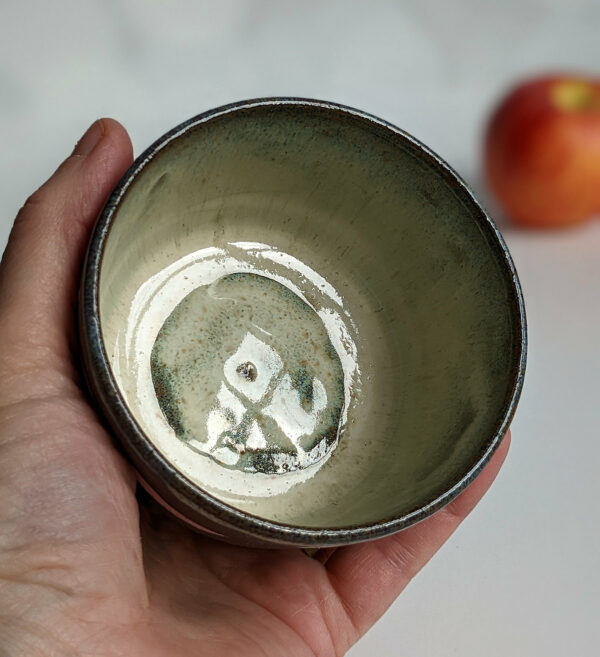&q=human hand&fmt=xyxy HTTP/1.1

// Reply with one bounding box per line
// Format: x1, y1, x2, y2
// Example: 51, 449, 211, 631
0, 119, 510, 657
